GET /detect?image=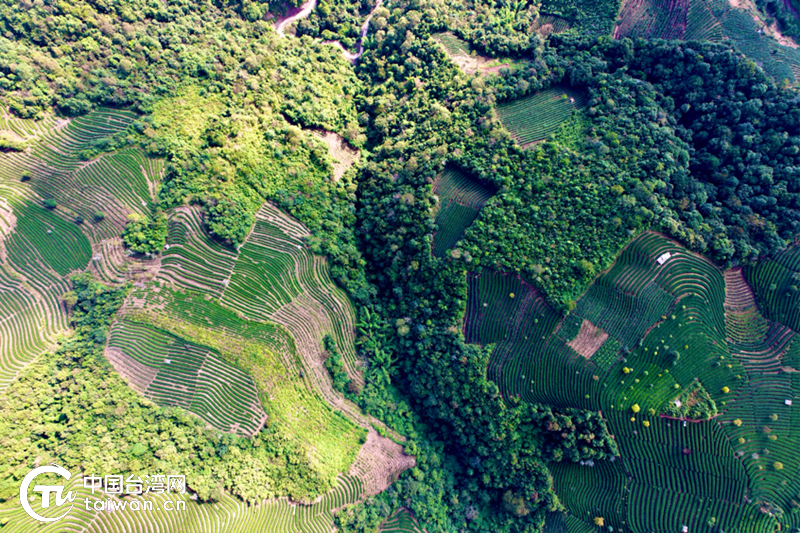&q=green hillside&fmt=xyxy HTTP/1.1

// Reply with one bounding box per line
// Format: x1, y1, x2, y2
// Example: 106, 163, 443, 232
4, 0, 800, 531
